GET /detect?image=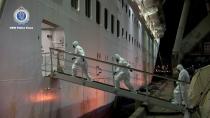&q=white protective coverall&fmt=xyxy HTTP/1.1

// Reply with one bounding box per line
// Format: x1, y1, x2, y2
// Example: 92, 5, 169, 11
71, 41, 91, 81
172, 64, 190, 105
113, 54, 135, 92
